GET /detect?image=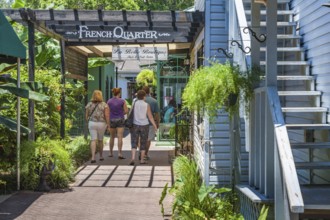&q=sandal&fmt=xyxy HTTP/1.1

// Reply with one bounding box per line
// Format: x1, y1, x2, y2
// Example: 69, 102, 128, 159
99, 157, 104, 161
118, 156, 126, 160
129, 161, 135, 166
91, 160, 96, 163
